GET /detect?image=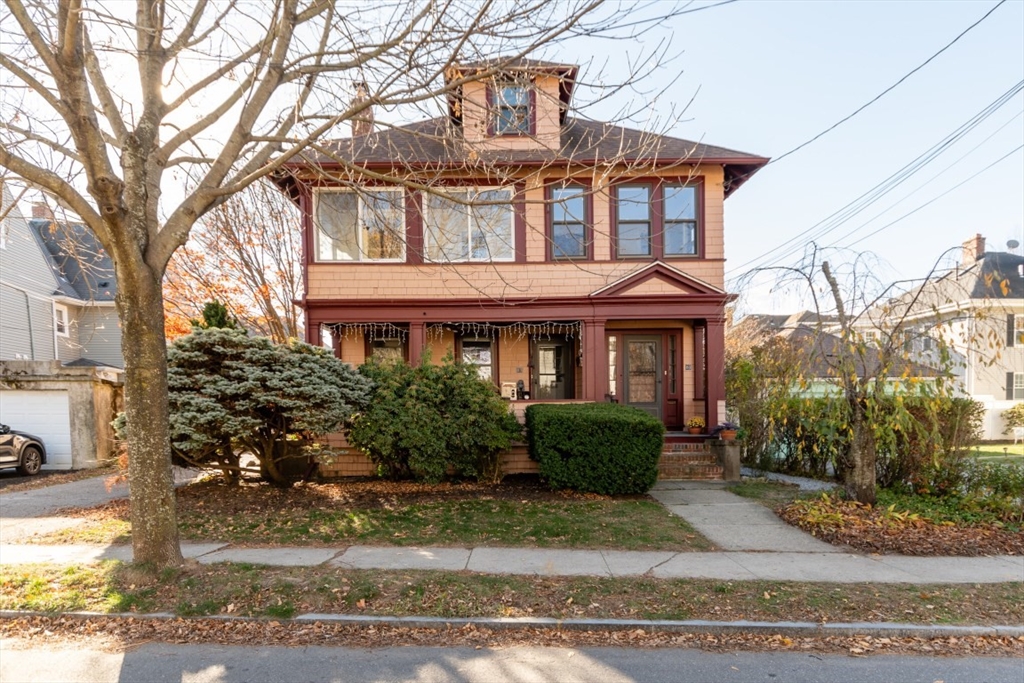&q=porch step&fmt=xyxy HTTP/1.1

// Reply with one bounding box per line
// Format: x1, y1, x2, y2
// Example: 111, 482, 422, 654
657, 450, 723, 481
